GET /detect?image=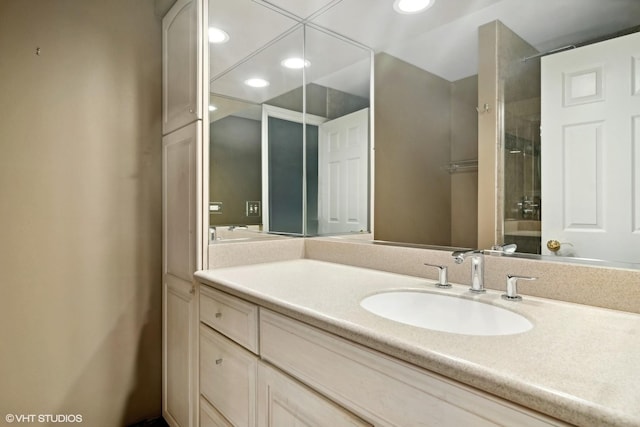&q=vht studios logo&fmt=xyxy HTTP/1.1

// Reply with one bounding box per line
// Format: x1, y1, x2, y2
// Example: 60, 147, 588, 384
5, 414, 83, 423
